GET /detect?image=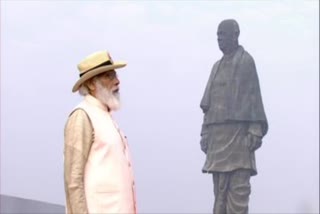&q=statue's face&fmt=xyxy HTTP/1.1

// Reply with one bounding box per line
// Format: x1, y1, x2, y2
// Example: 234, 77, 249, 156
217, 21, 238, 53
